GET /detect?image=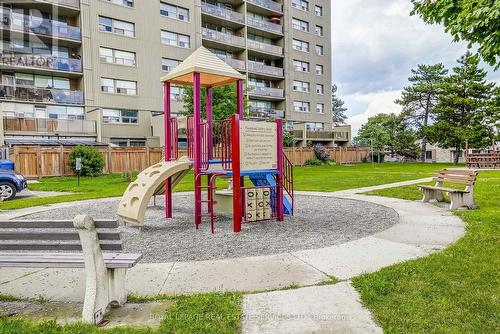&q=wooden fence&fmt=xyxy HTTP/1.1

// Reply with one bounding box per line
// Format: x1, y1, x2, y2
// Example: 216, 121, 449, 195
9, 145, 371, 179
466, 151, 500, 169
